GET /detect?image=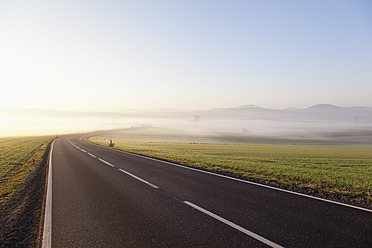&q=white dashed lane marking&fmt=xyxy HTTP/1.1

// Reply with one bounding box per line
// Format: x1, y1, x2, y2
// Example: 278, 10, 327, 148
184, 201, 284, 248
98, 158, 114, 167
88, 152, 96, 158
119, 168, 159, 189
